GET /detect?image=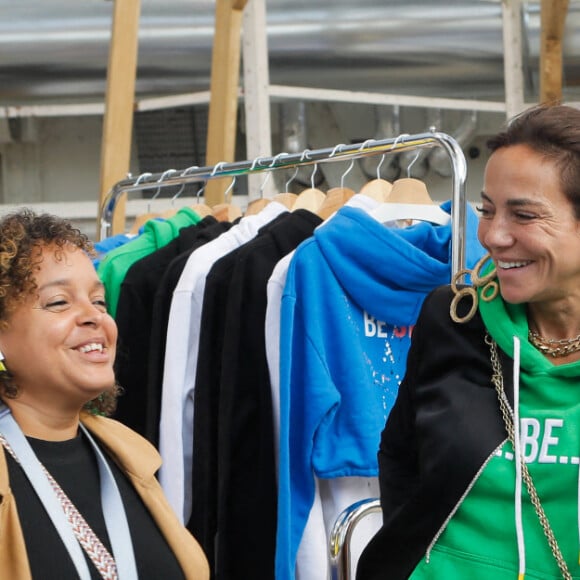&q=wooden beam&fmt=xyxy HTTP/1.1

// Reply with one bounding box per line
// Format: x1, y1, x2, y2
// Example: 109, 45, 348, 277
204, 0, 248, 207
540, 0, 569, 104
98, 0, 141, 235
242, 0, 277, 200
501, 0, 525, 118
